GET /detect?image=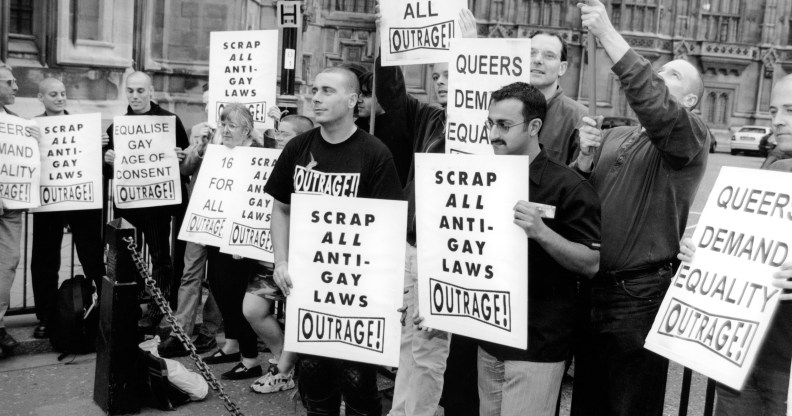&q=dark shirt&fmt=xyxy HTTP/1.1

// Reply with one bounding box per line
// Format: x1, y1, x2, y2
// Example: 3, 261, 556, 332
481, 150, 601, 362
575, 49, 711, 272
264, 127, 404, 204
356, 113, 412, 187
760, 147, 792, 169
540, 86, 587, 165
375, 55, 446, 245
